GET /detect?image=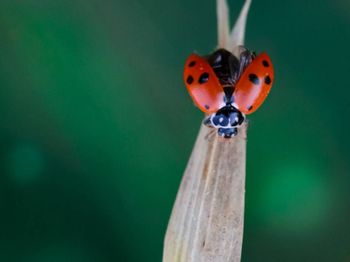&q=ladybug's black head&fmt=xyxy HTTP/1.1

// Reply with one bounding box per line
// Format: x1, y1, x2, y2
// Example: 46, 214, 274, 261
210, 105, 244, 128
203, 105, 245, 138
